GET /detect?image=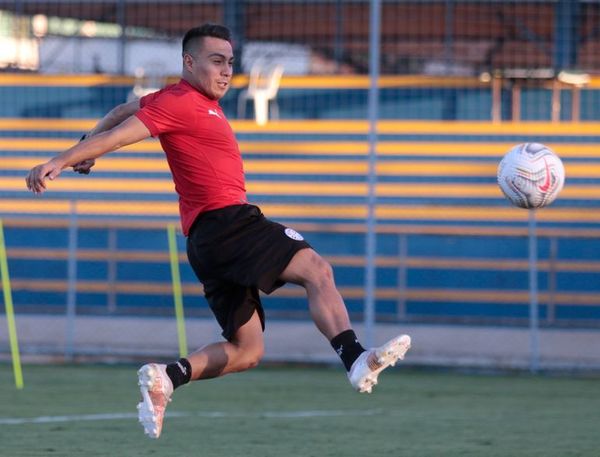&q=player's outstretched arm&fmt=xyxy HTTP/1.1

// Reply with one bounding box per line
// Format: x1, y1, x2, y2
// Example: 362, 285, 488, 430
73, 99, 142, 174
26, 115, 150, 194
